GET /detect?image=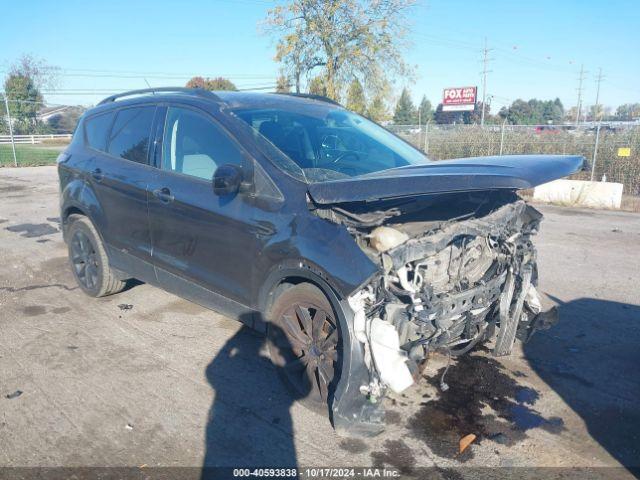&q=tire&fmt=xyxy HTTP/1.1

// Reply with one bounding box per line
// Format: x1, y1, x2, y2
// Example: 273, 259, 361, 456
67, 215, 126, 297
267, 283, 342, 416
